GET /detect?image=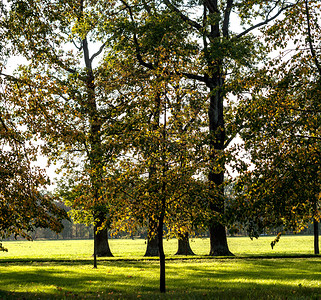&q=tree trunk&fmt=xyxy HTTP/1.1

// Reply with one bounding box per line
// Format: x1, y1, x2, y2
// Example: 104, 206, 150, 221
95, 214, 113, 257
175, 232, 195, 255
158, 214, 166, 293
207, 88, 233, 256
96, 227, 113, 257
93, 224, 97, 268
209, 223, 233, 256
314, 218, 319, 255
144, 219, 159, 256
145, 234, 159, 256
